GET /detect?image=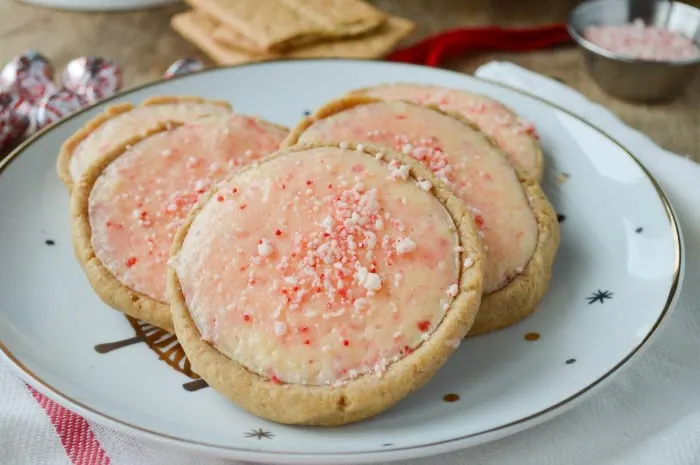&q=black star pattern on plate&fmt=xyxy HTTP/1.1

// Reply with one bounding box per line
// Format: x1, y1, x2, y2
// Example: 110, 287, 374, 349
557, 214, 566, 223
635, 227, 643, 233
45, 239, 55, 246
245, 428, 274, 440
587, 290, 613, 304
382, 443, 394, 447
302, 110, 311, 117
565, 358, 576, 365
